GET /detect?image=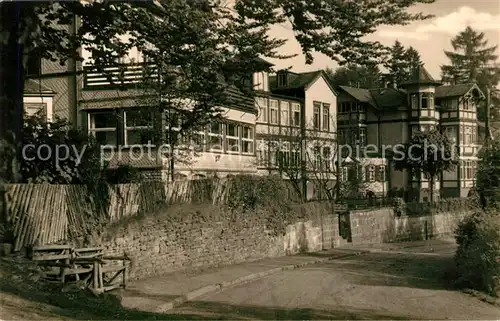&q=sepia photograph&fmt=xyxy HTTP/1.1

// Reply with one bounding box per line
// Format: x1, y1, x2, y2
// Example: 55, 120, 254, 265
0, 0, 499, 319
